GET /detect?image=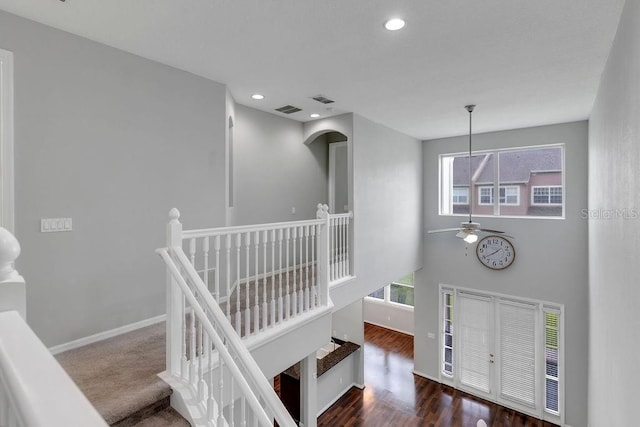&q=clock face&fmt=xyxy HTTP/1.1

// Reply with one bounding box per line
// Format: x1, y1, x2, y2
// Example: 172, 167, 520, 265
476, 235, 515, 270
